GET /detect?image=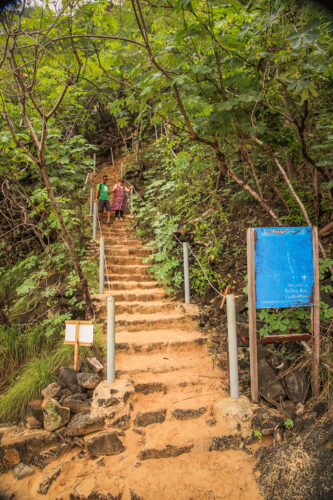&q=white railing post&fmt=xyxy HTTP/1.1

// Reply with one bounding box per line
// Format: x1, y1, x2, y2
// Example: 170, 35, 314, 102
93, 153, 96, 173
154, 124, 158, 141
227, 294, 239, 398
107, 296, 115, 383
99, 236, 104, 294
183, 242, 190, 303
93, 202, 97, 241
89, 188, 93, 216
120, 163, 123, 178
130, 187, 133, 213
